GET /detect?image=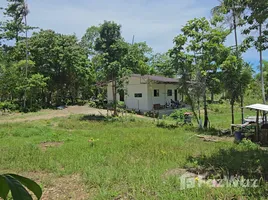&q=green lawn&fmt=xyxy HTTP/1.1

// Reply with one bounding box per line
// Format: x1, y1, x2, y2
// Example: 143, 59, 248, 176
0, 114, 268, 199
